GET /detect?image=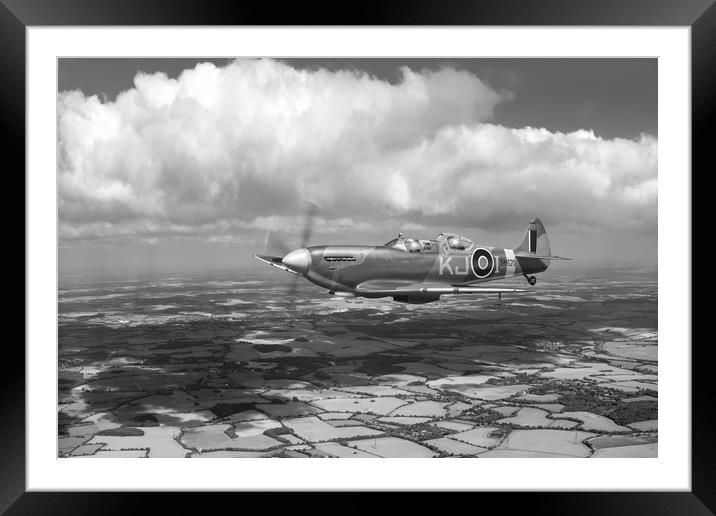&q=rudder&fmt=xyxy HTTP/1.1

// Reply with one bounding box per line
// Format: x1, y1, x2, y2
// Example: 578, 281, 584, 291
515, 218, 551, 256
